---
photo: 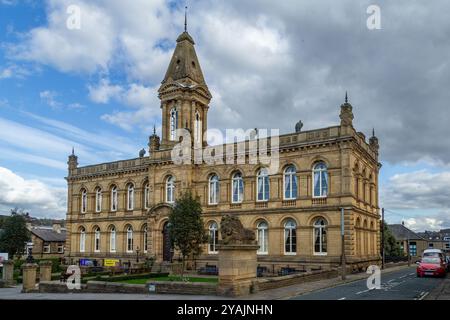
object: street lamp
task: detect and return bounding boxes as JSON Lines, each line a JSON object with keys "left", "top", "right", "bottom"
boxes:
{"left": 26, "top": 242, "right": 34, "bottom": 263}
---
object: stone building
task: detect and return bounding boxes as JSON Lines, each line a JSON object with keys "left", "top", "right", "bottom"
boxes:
{"left": 65, "top": 29, "right": 381, "bottom": 272}
{"left": 29, "top": 223, "right": 66, "bottom": 259}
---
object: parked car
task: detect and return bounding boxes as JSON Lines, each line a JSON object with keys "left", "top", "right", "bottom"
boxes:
{"left": 416, "top": 256, "right": 447, "bottom": 278}
{"left": 422, "top": 248, "right": 446, "bottom": 261}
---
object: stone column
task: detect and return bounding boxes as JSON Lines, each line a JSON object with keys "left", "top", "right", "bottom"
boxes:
{"left": 39, "top": 261, "right": 53, "bottom": 282}
{"left": 21, "top": 263, "right": 38, "bottom": 293}
{"left": 2, "top": 260, "right": 15, "bottom": 286}
{"left": 217, "top": 243, "right": 259, "bottom": 297}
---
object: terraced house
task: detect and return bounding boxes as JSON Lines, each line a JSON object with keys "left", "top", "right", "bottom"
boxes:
{"left": 65, "top": 28, "right": 381, "bottom": 272}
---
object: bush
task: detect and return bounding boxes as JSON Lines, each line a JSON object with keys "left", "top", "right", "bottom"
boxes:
{"left": 99, "top": 272, "right": 170, "bottom": 283}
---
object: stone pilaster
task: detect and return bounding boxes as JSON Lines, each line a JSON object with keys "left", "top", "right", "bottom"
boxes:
{"left": 2, "top": 260, "right": 15, "bottom": 286}
{"left": 21, "top": 263, "right": 38, "bottom": 293}
{"left": 39, "top": 261, "right": 53, "bottom": 282}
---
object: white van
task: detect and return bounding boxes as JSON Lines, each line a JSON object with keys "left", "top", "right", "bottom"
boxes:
{"left": 422, "top": 249, "right": 448, "bottom": 271}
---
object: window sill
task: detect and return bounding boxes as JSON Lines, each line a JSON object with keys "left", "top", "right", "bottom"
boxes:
{"left": 284, "top": 252, "right": 297, "bottom": 256}
{"left": 257, "top": 252, "right": 268, "bottom": 255}
{"left": 313, "top": 252, "right": 328, "bottom": 256}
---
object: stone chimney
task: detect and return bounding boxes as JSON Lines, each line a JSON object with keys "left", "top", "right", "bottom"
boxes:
{"left": 52, "top": 223, "right": 61, "bottom": 234}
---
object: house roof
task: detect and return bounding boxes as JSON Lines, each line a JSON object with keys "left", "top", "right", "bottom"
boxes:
{"left": 388, "top": 224, "right": 425, "bottom": 241}
{"left": 31, "top": 228, "right": 66, "bottom": 242}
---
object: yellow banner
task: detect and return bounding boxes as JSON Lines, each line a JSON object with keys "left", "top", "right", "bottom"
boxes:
{"left": 104, "top": 259, "right": 120, "bottom": 267}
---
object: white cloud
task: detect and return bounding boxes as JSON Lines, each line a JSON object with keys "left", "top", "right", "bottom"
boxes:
{"left": 381, "top": 170, "right": 450, "bottom": 210}
{"left": 40, "top": 90, "right": 60, "bottom": 109}
{"left": 404, "top": 216, "right": 446, "bottom": 232}
{"left": 88, "top": 79, "right": 124, "bottom": 104}
{"left": 0, "top": 167, "right": 66, "bottom": 218}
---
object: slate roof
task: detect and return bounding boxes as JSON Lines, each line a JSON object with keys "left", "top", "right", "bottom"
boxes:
{"left": 388, "top": 224, "right": 425, "bottom": 241}
{"left": 31, "top": 228, "right": 66, "bottom": 242}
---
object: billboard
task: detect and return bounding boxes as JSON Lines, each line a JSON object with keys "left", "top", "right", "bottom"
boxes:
{"left": 104, "top": 259, "right": 120, "bottom": 267}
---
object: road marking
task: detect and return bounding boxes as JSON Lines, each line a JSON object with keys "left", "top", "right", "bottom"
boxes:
{"left": 418, "top": 291, "right": 429, "bottom": 300}
{"left": 338, "top": 297, "right": 346, "bottom": 300}
{"left": 356, "top": 289, "right": 370, "bottom": 295}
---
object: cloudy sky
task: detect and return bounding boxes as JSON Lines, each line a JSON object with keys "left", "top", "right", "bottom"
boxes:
{"left": 0, "top": 0, "right": 449, "bottom": 231}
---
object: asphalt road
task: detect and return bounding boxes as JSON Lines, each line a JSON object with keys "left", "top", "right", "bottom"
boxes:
{"left": 291, "top": 266, "right": 446, "bottom": 300}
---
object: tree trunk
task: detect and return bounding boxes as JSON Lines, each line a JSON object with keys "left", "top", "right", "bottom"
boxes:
{"left": 181, "top": 255, "right": 186, "bottom": 280}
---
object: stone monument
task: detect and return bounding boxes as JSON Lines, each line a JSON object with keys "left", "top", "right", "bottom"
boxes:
{"left": 217, "top": 214, "right": 259, "bottom": 297}
{"left": 2, "top": 260, "right": 15, "bottom": 286}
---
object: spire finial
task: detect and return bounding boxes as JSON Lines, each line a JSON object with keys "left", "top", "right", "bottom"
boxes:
{"left": 153, "top": 125, "right": 156, "bottom": 135}
{"left": 184, "top": 6, "right": 188, "bottom": 32}
{"left": 372, "top": 128, "right": 375, "bottom": 137}
{"left": 71, "top": 147, "right": 74, "bottom": 155}
{"left": 345, "top": 91, "right": 348, "bottom": 103}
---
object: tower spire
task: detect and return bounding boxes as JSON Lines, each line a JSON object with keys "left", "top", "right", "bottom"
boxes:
{"left": 184, "top": 6, "right": 187, "bottom": 32}
{"left": 345, "top": 91, "right": 348, "bottom": 103}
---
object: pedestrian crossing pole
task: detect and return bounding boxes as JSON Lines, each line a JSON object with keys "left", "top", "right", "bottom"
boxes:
{"left": 341, "top": 207, "right": 346, "bottom": 280}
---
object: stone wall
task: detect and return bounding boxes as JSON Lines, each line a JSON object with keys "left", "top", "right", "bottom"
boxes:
{"left": 147, "top": 281, "right": 217, "bottom": 295}
{"left": 256, "top": 269, "right": 339, "bottom": 292}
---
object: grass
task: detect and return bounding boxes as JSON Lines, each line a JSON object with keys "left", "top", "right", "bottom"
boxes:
{"left": 119, "top": 275, "right": 218, "bottom": 285}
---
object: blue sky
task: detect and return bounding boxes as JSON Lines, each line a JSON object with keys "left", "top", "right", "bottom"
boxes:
{"left": 0, "top": 0, "right": 449, "bottom": 231}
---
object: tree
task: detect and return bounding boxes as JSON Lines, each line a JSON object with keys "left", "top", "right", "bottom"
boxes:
{"left": 0, "top": 213, "right": 31, "bottom": 259}
{"left": 168, "top": 191, "right": 208, "bottom": 279}
{"left": 381, "top": 221, "right": 404, "bottom": 257}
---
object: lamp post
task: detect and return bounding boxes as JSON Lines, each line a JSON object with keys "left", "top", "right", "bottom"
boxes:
{"left": 26, "top": 242, "right": 34, "bottom": 264}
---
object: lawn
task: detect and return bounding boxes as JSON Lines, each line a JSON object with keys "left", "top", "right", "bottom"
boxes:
{"left": 119, "top": 275, "right": 218, "bottom": 285}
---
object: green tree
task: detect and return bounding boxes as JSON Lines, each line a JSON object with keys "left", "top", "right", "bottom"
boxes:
{"left": 0, "top": 213, "right": 31, "bottom": 259}
{"left": 381, "top": 221, "right": 404, "bottom": 257}
{"left": 168, "top": 191, "right": 208, "bottom": 279}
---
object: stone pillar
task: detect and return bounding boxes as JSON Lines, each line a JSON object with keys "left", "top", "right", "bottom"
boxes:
{"left": 21, "top": 263, "right": 38, "bottom": 293}
{"left": 217, "top": 243, "right": 259, "bottom": 297}
{"left": 2, "top": 260, "right": 15, "bottom": 286}
{"left": 39, "top": 261, "right": 53, "bottom": 282}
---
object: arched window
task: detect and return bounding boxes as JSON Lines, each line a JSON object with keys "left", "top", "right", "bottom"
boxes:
{"left": 208, "top": 222, "right": 218, "bottom": 254}
{"left": 313, "top": 162, "right": 328, "bottom": 198}
{"left": 208, "top": 175, "right": 219, "bottom": 205}
{"left": 169, "top": 108, "right": 178, "bottom": 141}
{"left": 79, "top": 227, "right": 86, "bottom": 253}
{"left": 94, "top": 227, "right": 100, "bottom": 252}
{"left": 194, "top": 111, "right": 201, "bottom": 144}
{"left": 257, "top": 221, "right": 268, "bottom": 254}
{"left": 126, "top": 226, "right": 133, "bottom": 253}
{"left": 166, "top": 176, "right": 175, "bottom": 203}
{"left": 95, "top": 187, "right": 102, "bottom": 213}
{"left": 144, "top": 183, "right": 150, "bottom": 209}
{"left": 257, "top": 168, "right": 270, "bottom": 201}
{"left": 81, "top": 189, "right": 87, "bottom": 213}
{"left": 111, "top": 185, "right": 118, "bottom": 212}
{"left": 313, "top": 218, "right": 327, "bottom": 255}
{"left": 127, "top": 183, "right": 134, "bottom": 211}
{"left": 143, "top": 226, "right": 148, "bottom": 253}
{"left": 284, "top": 219, "right": 297, "bottom": 254}
{"left": 110, "top": 227, "right": 116, "bottom": 252}
{"left": 232, "top": 172, "right": 244, "bottom": 203}
{"left": 284, "top": 165, "right": 297, "bottom": 200}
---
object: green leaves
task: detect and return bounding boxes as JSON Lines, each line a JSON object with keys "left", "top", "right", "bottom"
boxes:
{"left": 0, "top": 214, "right": 31, "bottom": 259}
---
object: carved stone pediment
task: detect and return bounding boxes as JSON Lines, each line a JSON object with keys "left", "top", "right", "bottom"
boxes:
{"left": 147, "top": 203, "right": 173, "bottom": 220}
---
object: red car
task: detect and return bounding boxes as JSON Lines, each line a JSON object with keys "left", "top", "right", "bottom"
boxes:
{"left": 416, "top": 257, "right": 447, "bottom": 277}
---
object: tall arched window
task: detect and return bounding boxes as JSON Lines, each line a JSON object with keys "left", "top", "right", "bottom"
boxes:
{"left": 194, "top": 111, "right": 201, "bottom": 144}
{"left": 110, "top": 227, "right": 116, "bottom": 253}
{"left": 208, "top": 175, "right": 219, "bottom": 205}
{"left": 232, "top": 172, "right": 244, "bottom": 203}
{"left": 284, "top": 219, "right": 297, "bottom": 254}
{"left": 257, "top": 168, "right": 270, "bottom": 201}
{"left": 208, "top": 222, "right": 218, "bottom": 254}
{"left": 94, "top": 227, "right": 100, "bottom": 252}
{"left": 126, "top": 226, "right": 133, "bottom": 253}
{"left": 144, "top": 183, "right": 150, "bottom": 209}
{"left": 95, "top": 187, "right": 102, "bottom": 213}
{"left": 81, "top": 189, "right": 87, "bottom": 213}
{"left": 313, "top": 218, "right": 327, "bottom": 255}
{"left": 79, "top": 227, "right": 86, "bottom": 253}
{"left": 166, "top": 176, "right": 175, "bottom": 203}
{"left": 169, "top": 108, "right": 178, "bottom": 141}
{"left": 127, "top": 183, "right": 134, "bottom": 211}
{"left": 143, "top": 226, "right": 148, "bottom": 253}
{"left": 257, "top": 221, "right": 268, "bottom": 254}
{"left": 111, "top": 185, "right": 118, "bottom": 212}
{"left": 313, "top": 162, "right": 328, "bottom": 198}
{"left": 284, "top": 165, "right": 297, "bottom": 200}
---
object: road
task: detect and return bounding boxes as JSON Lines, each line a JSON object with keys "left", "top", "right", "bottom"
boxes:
{"left": 291, "top": 266, "right": 446, "bottom": 300}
